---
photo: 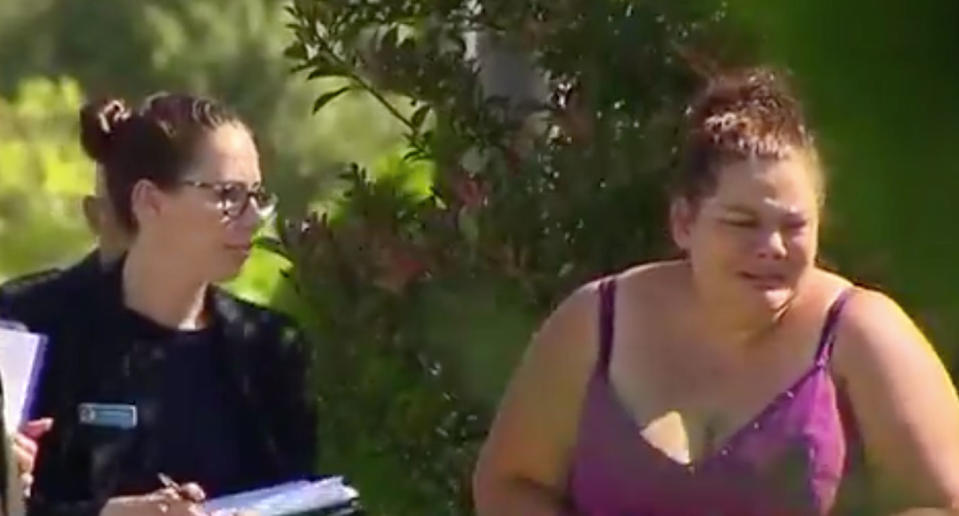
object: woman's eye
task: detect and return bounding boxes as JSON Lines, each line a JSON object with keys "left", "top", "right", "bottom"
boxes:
{"left": 723, "top": 219, "right": 757, "bottom": 228}
{"left": 219, "top": 185, "right": 247, "bottom": 206}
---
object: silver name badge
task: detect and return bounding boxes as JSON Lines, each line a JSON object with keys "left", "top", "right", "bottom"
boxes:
{"left": 77, "top": 403, "right": 138, "bottom": 429}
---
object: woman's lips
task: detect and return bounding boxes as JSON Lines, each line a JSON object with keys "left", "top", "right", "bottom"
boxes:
{"left": 738, "top": 271, "right": 787, "bottom": 289}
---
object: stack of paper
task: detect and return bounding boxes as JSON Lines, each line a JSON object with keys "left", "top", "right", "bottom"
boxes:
{"left": 203, "top": 476, "right": 360, "bottom": 516}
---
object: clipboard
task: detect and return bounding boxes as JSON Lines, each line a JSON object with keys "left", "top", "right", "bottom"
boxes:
{"left": 202, "top": 476, "right": 361, "bottom": 516}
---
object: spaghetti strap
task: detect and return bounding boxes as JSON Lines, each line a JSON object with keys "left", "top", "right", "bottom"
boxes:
{"left": 597, "top": 277, "right": 617, "bottom": 375}
{"left": 814, "top": 287, "right": 856, "bottom": 366}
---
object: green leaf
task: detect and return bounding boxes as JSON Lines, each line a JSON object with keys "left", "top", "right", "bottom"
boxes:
{"left": 403, "top": 148, "right": 425, "bottom": 161}
{"left": 380, "top": 26, "right": 399, "bottom": 52}
{"left": 312, "top": 86, "right": 353, "bottom": 113}
{"left": 283, "top": 43, "right": 306, "bottom": 61}
{"left": 410, "top": 105, "right": 431, "bottom": 132}
{"left": 306, "top": 61, "right": 347, "bottom": 80}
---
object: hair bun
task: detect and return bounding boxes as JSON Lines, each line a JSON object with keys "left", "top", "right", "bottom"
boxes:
{"left": 684, "top": 67, "right": 809, "bottom": 158}
{"left": 79, "top": 98, "right": 132, "bottom": 163}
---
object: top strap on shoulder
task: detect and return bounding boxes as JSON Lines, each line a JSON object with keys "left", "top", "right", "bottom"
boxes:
{"left": 597, "top": 277, "right": 618, "bottom": 373}
{"left": 815, "top": 287, "right": 857, "bottom": 366}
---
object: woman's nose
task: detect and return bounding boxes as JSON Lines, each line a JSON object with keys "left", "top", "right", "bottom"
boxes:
{"left": 754, "top": 229, "right": 787, "bottom": 259}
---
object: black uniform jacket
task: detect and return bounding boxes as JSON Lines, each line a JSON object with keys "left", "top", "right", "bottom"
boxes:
{"left": 0, "top": 253, "right": 318, "bottom": 516}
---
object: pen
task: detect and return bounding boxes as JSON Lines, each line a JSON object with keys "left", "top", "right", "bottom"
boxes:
{"left": 158, "top": 473, "right": 203, "bottom": 503}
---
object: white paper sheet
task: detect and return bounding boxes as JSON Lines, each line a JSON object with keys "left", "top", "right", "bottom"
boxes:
{"left": 0, "top": 327, "right": 47, "bottom": 432}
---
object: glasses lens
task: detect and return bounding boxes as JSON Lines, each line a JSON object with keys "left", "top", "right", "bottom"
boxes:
{"left": 217, "top": 184, "right": 247, "bottom": 218}
{"left": 252, "top": 189, "right": 278, "bottom": 219}
{"left": 196, "top": 181, "right": 276, "bottom": 220}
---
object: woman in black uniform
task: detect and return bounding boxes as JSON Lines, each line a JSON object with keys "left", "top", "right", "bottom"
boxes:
{"left": 1, "top": 93, "right": 317, "bottom": 516}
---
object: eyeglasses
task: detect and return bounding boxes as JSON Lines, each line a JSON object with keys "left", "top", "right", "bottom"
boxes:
{"left": 179, "top": 180, "right": 278, "bottom": 220}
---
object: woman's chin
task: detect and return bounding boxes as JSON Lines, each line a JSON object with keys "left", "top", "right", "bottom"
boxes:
{"left": 749, "top": 286, "right": 795, "bottom": 314}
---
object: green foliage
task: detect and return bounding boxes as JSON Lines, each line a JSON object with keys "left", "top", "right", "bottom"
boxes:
{"left": 282, "top": 1, "right": 750, "bottom": 512}
{"left": 0, "top": 0, "right": 409, "bottom": 218}
{"left": 0, "top": 77, "right": 94, "bottom": 279}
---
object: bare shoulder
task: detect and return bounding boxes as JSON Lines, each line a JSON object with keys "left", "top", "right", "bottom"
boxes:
{"left": 616, "top": 260, "right": 691, "bottom": 304}
{"left": 831, "top": 284, "right": 935, "bottom": 376}
{"left": 476, "top": 264, "right": 690, "bottom": 497}
{"left": 529, "top": 278, "right": 604, "bottom": 369}
{"left": 538, "top": 261, "right": 687, "bottom": 371}
{"left": 840, "top": 286, "right": 912, "bottom": 330}
{"left": 617, "top": 259, "right": 689, "bottom": 285}
{"left": 473, "top": 277, "right": 603, "bottom": 496}
{"left": 826, "top": 281, "right": 959, "bottom": 506}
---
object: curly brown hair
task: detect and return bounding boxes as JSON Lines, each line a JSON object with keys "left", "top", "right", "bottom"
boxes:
{"left": 674, "top": 68, "right": 822, "bottom": 206}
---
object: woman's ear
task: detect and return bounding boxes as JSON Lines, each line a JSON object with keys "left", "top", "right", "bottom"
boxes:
{"left": 129, "top": 179, "right": 163, "bottom": 229}
{"left": 669, "top": 197, "right": 697, "bottom": 252}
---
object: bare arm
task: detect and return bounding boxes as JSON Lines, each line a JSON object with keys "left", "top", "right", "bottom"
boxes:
{"left": 473, "top": 284, "right": 600, "bottom": 516}
{"left": 834, "top": 290, "right": 959, "bottom": 514}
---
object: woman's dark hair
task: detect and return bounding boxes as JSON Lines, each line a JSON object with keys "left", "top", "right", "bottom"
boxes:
{"left": 79, "top": 93, "right": 250, "bottom": 231}
{"left": 674, "top": 68, "right": 822, "bottom": 205}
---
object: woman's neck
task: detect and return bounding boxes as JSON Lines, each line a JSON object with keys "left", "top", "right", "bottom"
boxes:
{"left": 692, "top": 283, "right": 794, "bottom": 353}
{"left": 122, "top": 241, "right": 209, "bottom": 331}
{"left": 701, "top": 304, "right": 784, "bottom": 351}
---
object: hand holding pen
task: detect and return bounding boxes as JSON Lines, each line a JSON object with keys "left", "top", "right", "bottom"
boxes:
{"left": 157, "top": 476, "right": 260, "bottom": 516}
{"left": 157, "top": 473, "right": 207, "bottom": 504}
{"left": 99, "top": 475, "right": 208, "bottom": 516}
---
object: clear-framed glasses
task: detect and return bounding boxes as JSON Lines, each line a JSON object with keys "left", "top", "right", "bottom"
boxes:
{"left": 179, "top": 180, "right": 278, "bottom": 220}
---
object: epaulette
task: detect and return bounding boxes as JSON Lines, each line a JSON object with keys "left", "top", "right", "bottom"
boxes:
{"left": 0, "top": 267, "right": 65, "bottom": 299}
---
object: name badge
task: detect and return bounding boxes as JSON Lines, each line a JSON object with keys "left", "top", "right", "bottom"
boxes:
{"left": 77, "top": 403, "right": 138, "bottom": 429}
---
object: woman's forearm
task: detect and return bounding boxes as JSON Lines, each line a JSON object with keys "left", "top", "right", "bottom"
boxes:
{"left": 474, "top": 478, "right": 573, "bottom": 516}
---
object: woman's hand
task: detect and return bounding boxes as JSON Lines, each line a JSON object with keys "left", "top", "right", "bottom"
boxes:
{"left": 12, "top": 417, "right": 54, "bottom": 496}
{"left": 100, "top": 483, "right": 207, "bottom": 516}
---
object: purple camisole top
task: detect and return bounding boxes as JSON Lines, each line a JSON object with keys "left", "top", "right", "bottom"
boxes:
{"left": 567, "top": 278, "right": 858, "bottom": 515}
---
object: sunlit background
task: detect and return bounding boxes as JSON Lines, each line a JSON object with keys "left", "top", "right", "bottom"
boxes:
{"left": 1, "top": 1, "right": 957, "bottom": 513}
